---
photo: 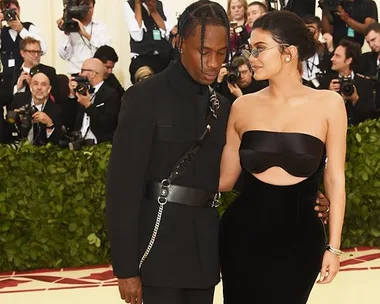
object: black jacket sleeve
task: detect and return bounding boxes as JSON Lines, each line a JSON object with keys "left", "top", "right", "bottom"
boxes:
{"left": 106, "top": 85, "right": 156, "bottom": 279}
{"left": 352, "top": 76, "right": 375, "bottom": 124}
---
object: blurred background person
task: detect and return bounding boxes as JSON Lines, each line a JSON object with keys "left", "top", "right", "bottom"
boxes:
{"left": 124, "top": 0, "right": 174, "bottom": 84}
{"left": 246, "top": 1, "right": 267, "bottom": 30}
{"left": 227, "top": 0, "right": 250, "bottom": 53}
{"left": 94, "top": 45, "right": 125, "bottom": 100}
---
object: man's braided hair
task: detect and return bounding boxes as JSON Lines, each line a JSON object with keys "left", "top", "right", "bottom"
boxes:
{"left": 177, "top": 0, "right": 230, "bottom": 70}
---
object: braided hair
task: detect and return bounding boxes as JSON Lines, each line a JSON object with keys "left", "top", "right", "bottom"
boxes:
{"left": 177, "top": 0, "right": 230, "bottom": 70}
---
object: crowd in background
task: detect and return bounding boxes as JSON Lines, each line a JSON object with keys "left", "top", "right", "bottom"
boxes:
{"left": 0, "top": 0, "right": 379, "bottom": 148}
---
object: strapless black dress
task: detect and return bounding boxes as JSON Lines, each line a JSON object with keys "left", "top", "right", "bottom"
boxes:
{"left": 219, "top": 131, "right": 327, "bottom": 304}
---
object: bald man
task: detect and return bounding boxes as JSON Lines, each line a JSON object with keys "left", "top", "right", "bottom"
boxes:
{"left": 8, "top": 72, "right": 62, "bottom": 145}
{"left": 64, "top": 58, "right": 121, "bottom": 144}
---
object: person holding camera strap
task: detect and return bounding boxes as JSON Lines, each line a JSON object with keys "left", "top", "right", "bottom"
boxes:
{"left": 322, "top": 39, "right": 374, "bottom": 125}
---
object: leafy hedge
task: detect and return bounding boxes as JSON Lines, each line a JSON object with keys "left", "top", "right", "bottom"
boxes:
{"left": 0, "top": 120, "right": 379, "bottom": 272}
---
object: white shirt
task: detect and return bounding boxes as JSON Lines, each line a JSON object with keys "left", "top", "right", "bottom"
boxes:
{"left": 302, "top": 53, "right": 321, "bottom": 81}
{"left": 27, "top": 98, "right": 53, "bottom": 143}
{"left": 0, "top": 24, "right": 47, "bottom": 55}
{"left": 13, "top": 64, "right": 30, "bottom": 94}
{"left": 58, "top": 21, "right": 111, "bottom": 74}
{"left": 80, "top": 81, "right": 104, "bottom": 144}
{"left": 124, "top": 1, "right": 175, "bottom": 58}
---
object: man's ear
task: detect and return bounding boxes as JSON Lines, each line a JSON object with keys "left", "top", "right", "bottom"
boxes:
{"left": 345, "top": 57, "right": 353, "bottom": 67}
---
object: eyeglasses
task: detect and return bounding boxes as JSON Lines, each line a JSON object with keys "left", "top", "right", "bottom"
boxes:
{"left": 249, "top": 44, "right": 290, "bottom": 58}
{"left": 81, "top": 68, "right": 98, "bottom": 74}
{"left": 24, "top": 50, "right": 43, "bottom": 56}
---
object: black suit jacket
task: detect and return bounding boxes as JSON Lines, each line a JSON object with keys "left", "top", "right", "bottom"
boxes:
{"left": 64, "top": 83, "right": 120, "bottom": 143}
{"left": 11, "top": 64, "right": 62, "bottom": 104}
{"left": 282, "top": 0, "right": 316, "bottom": 17}
{"left": 9, "top": 92, "right": 62, "bottom": 145}
{"left": 321, "top": 71, "right": 375, "bottom": 125}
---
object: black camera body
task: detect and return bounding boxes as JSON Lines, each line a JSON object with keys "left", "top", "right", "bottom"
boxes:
{"left": 225, "top": 48, "right": 252, "bottom": 85}
{"left": 61, "top": 0, "right": 89, "bottom": 33}
{"left": 73, "top": 75, "right": 91, "bottom": 95}
{"left": 225, "top": 64, "right": 240, "bottom": 85}
{"left": 58, "top": 130, "right": 95, "bottom": 150}
{"left": 6, "top": 104, "right": 39, "bottom": 138}
{"left": 0, "top": 0, "right": 17, "bottom": 22}
{"left": 340, "top": 76, "right": 355, "bottom": 96}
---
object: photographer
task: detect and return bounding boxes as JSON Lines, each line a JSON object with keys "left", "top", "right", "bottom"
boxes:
{"left": 320, "top": 0, "right": 378, "bottom": 47}
{"left": 7, "top": 72, "right": 62, "bottom": 145}
{"left": 214, "top": 55, "right": 268, "bottom": 103}
{"left": 302, "top": 15, "right": 334, "bottom": 88}
{"left": 358, "top": 23, "right": 380, "bottom": 110}
{"left": 57, "top": 0, "right": 111, "bottom": 75}
{"left": 11, "top": 37, "right": 61, "bottom": 103}
{"left": 64, "top": 58, "right": 120, "bottom": 145}
{"left": 0, "top": 0, "right": 46, "bottom": 83}
{"left": 94, "top": 45, "right": 125, "bottom": 100}
{"left": 124, "top": 0, "right": 175, "bottom": 84}
{"left": 322, "top": 39, "right": 374, "bottom": 125}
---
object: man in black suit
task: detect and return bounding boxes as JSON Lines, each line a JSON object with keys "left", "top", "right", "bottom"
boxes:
{"left": 11, "top": 37, "right": 61, "bottom": 104}
{"left": 93, "top": 45, "right": 125, "bottom": 100}
{"left": 322, "top": 39, "right": 375, "bottom": 125}
{"left": 281, "top": 0, "right": 316, "bottom": 18}
{"left": 65, "top": 58, "right": 120, "bottom": 144}
{"left": 359, "top": 23, "right": 380, "bottom": 110}
{"left": 8, "top": 72, "right": 62, "bottom": 145}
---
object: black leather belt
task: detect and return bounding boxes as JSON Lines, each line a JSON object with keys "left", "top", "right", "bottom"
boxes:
{"left": 146, "top": 181, "right": 218, "bottom": 208}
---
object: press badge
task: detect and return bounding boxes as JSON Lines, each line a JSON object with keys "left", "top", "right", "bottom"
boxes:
{"left": 8, "top": 59, "right": 15, "bottom": 67}
{"left": 153, "top": 29, "right": 161, "bottom": 41}
{"left": 347, "top": 27, "right": 355, "bottom": 38}
{"left": 311, "top": 78, "right": 320, "bottom": 88}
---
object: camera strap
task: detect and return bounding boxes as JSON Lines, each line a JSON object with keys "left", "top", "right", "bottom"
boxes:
{"left": 138, "top": 86, "right": 221, "bottom": 270}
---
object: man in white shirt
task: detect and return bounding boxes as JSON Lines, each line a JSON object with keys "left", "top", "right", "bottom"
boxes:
{"left": 0, "top": 0, "right": 46, "bottom": 80}
{"left": 124, "top": 0, "right": 175, "bottom": 83}
{"left": 57, "top": 0, "right": 111, "bottom": 75}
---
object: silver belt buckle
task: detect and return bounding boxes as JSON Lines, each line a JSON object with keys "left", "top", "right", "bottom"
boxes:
{"left": 211, "top": 192, "right": 221, "bottom": 208}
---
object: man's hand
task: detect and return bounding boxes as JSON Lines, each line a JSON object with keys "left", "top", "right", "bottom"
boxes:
{"left": 314, "top": 191, "right": 330, "bottom": 224}
{"left": 329, "top": 79, "right": 340, "bottom": 92}
{"left": 16, "top": 72, "right": 31, "bottom": 91}
{"left": 76, "top": 90, "right": 92, "bottom": 108}
{"left": 118, "top": 277, "right": 143, "bottom": 304}
{"left": 72, "top": 18, "right": 91, "bottom": 40}
{"left": 145, "top": 0, "right": 157, "bottom": 14}
{"left": 8, "top": 15, "right": 24, "bottom": 32}
{"left": 336, "top": 5, "right": 350, "bottom": 23}
{"left": 227, "top": 82, "right": 243, "bottom": 98}
{"left": 342, "top": 85, "right": 359, "bottom": 105}
{"left": 217, "top": 66, "right": 228, "bottom": 83}
{"left": 322, "top": 33, "right": 334, "bottom": 52}
{"left": 32, "top": 111, "right": 53, "bottom": 127}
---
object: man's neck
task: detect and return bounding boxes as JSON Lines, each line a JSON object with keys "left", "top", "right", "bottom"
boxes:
{"left": 33, "top": 97, "right": 48, "bottom": 106}
{"left": 83, "top": 18, "right": 92, "bottom": 26}
{"left": 23, "top": 62, "right": 35, "bottom": 69}
{"left": 338, "top": 68, "right": 353, "bottom": 77}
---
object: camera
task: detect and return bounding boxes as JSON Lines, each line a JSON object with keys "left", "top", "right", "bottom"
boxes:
{"left": 340, "top": 76, "right": 355, "bottom": 96}
{"left": 0, "top": 0, "right": 17, "bottom": 22}
{"left": 58, "top": 130, "right": 95, "bottom": 150}
{"left": 6, "top": 104, "right": 39, "bottom": 138}
{"left": 225, "top": 48, "right": 251, "bottom": 85}
{"left": 73, "top": 75, "right": 91, "bottom": 95}
{"left": 61, "top": 0, "right": 89, "bottom": 33}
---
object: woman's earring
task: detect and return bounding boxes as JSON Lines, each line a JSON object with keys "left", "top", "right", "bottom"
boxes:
{"left": 286, "top": 57, "right": 291, "bottom": 62}
{"left": 180, "top": 49, "right": 183, "bottom": 54}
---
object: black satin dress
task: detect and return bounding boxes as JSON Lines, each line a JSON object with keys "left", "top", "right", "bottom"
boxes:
{"left": 219, "top": 131, "right": 327, "bottom": 304}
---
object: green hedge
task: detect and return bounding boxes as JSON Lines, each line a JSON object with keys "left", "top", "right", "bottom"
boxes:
{"left": 0, "top": 120, "right": 379, "bottom": 272}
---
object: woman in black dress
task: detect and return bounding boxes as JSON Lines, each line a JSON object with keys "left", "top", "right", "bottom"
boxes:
{"left": 219, "top": 11, "right": 347, "bottom": 303}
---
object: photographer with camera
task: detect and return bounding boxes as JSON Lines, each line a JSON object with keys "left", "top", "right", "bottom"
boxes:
{"left": 358, "top": 23, "right": 380, "bottom": 110}
{"left": 10, "top": 37, "right": 61, "bottom": 103}
{"left": 319, "top": 0, "right": 378, "bottom": 47}
{"left": 57, "top": 0, "right": 110, "bottom": 76}
{"left": 228, "top": 0, "right": 251, "bottom": 54}
{"left": 124, "top": 0, "right": 175, "bottom": 84}
{"left": 214, "top": 54, "right": 268, "bottom": 103}
{"left": 64, "top": 58, "right": 120, "bottom": 146}
{"left": 7, "top": 72, "right": 62, "bottom": 145}
{"left": 322, "top": 39, "right": 374, "bottom": 125}
{"left": 0, "top": 0, "right": 46, "bottom": 94}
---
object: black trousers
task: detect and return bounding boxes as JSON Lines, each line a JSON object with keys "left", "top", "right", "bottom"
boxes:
{"left": 129, "top": 54, "right": 171, "bottom": 84}
{"left": 142, "top": 286, "right": 215, "bottom": 304}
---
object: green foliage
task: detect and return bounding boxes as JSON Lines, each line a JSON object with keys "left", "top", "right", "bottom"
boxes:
{"left": 0, "top": 142, "right": 111, "bottom": 272}
{"left": 0, "top": 120, "right": 379, "bottom": 271}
